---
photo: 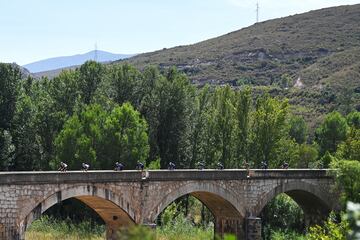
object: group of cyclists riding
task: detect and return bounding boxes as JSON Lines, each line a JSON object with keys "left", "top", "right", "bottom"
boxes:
{"left": 58, "top": 160, "right": 289, "bottom": 172}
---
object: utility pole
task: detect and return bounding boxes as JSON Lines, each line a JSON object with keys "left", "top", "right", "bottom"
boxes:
{"left": 256, "top": 2, "right": 259, "bottom": 23}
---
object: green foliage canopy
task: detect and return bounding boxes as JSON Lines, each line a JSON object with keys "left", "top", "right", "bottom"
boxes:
{"left": 251, "top": 94, "right": 289, "bottom": 167}
{"left": 332, "top": 160, "right": 360, "bottom": 205}
{"left": 0, "top": 63, "right": 21, "bottom": 129}
{"left": 316, "top": 111, "right": 348, "bottom": 154}
{"left": 54, "top": 103, "right": 149, "bottom": 170}
{"left": 307, "top": 213, "right": 349, "bottom": 240}
{"left": 289, "top": 115, "right": 308, "bottom": 144}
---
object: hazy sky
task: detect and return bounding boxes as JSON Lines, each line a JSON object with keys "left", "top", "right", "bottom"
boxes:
{"left": 1, "top": 0, "right": 360, "bottom": 65}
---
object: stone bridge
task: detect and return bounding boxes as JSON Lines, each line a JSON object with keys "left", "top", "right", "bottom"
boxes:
{"left": 0, "top": 169, "right": 339, "bottom": 240}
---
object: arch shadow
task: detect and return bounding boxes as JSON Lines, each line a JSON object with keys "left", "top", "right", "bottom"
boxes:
{"left": 253, "top": 181, "right": 338, "bottom": 220}
{"left": 147, "top": 182, "right": 246, "bottom": 239}
{"left": 149, "top": 182, "right": 245, "bottom": 223}
{"left": 19, "top": 185, "right": 135, "bottom": 238}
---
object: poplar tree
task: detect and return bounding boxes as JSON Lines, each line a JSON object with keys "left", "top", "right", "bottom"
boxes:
{"left": 251, "top": 94, "right": 289, "bottom": 167}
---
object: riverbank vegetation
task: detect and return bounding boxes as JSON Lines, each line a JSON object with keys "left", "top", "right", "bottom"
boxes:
{"left": 25, "top": 216, "right": 105, "bottom": 240}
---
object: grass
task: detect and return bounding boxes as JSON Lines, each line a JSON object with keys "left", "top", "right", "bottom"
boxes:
{"left": 26, "top": 216, "right": 308, "bottom": 240}
{"left": 270, "top": 230, "right": 306, "bottom": 240}
{"left": 26, "top": 215, "right": 213, "bottom": 240}
{"left": 26, "top": 232, "right": 103, "bottom": 240}
{"left": 157, "top": 214, "right": 213, "bottom": 240}
{"left": 25, "top": 216, "right": 105, "bottom": 240}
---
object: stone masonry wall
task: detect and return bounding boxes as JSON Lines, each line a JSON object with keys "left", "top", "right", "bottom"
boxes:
{"left": 0, "top": 170, "right": 338, "bottom": 240}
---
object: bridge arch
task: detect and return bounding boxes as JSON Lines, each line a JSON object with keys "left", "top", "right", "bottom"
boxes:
{"left": 149, "top": 182, "right": 245, "bottom": 222}
{"left": 147, "top": 181, "right": 246, "bottom": 239}
{"left": 253, "top": 180, "right": 337, "bottom": 225}
{"left": 19, "top": 184, "right": 135, "bottom": 239}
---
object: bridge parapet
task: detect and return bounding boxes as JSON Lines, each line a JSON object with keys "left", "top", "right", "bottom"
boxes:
{"left": 0, "top": 169, "right": 335, "bottom": 184}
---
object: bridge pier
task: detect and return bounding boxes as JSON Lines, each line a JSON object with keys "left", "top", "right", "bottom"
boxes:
{"left": 106, "top": 225, "right": 119, "bottom": 240}
{"left": 214, "top": 217, "right": 262, "bottom": 240}
{"left": 214, "top": 217, "right": 245, "bottom": 239}
{"left": 0, "top": 225, "right": 21, "bottom": 240}
{"left": 245, "top": 217, "right": 262, "bottom": 240}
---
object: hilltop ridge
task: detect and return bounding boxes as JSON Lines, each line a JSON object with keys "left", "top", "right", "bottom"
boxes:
{"left": 120, "top": 4, "right": 360, "bottom": 91}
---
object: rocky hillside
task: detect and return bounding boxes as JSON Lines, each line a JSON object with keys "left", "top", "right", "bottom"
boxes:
{"left": 119, "top": 4, "right": 360, "bottom": 91}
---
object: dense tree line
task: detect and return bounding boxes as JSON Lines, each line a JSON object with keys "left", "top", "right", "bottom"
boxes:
{"left": 0, "top": 61, "right": 359, "bottom": 171}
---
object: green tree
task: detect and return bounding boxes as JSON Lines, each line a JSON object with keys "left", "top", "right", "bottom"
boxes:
{"left": 50, "top": 70, "right": 79, "bottom": 116}
{"left": 105, "top": 64, "right": 142, "bottom": 107}
{"left": 54, "top": 115, "right": 88, "bottom": 169}
{"left": 0, "top": 63, "right": 22, "bottom": 129}
{"left": 54, "top": 103, "right": 149, "bottom": 169}
{"left": 11, "top": 93, "right": 41, "bottom": 170}
{"left": 189, "top": 85, "right": 212, "bottom": 168}
{"left": 316, "top": 112, "right": 348, "bottom": 155}
{"left": 335, "top": 112, "right": 360, "bottom": 161}
{"left": 273, "top": 138, "right": 300, "bottom": 168}
{"left": 211, "top": 86, "right": 236, "bottom": 167}
{"left": 346, "top": 111, "right": 360, "bottom": 129}
{"left": 234, "top": 86, "right": 252, "bottom": 166}
{"left": 101, "top": 102, "right": 149, "bottom": 169}
{"left": 0, "top": 129, "right": 15, "bottom": 170}
{"left": 307, "top": 213, "right": 349, "bottom": 240}
{"left": 137, "top": 66, "right": 163, "bottom": 162}
{"left": 289, "top": 115, "right": 308, "bottom": 144}
{"left": 202, "top": 104, "right": 219, "bottom": 168}
{"left": 0, "top": 63, "right": 20, "bottom": 169}
{"left": 156, "top": 67, "right": 194, "bottom": 168}
{"left": 298, "top": 144, "right": 319, "bottom": 168}
{"left": 25, "top": 71, "right": 81, "bottom": 169}
{"left": 25, "top": 77, "right": 68, "bottom": 170}
{"left": 250, "top": 94, "right": 289, "bottom": 167}
{"left": 336, "top": 129, "right": 360, "bottom": 161}
{"left": 198, "top": 86, "right": 237, "bottom": 168}
{"left": 320, "top": 151, "right": 336, "bottom": 168}
{"left": 331, "top": 160, "right": 360, "bottom": 205}
{"left": 78, "top": 61, "right": 105, "bottom": 104}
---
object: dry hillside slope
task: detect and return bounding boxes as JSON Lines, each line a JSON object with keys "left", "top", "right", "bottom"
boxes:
{"left": 120, "top": 4, "right": 360, "bottom": 90}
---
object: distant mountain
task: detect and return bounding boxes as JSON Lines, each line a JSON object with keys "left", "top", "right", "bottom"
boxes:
{"left": 23, "top": 50, "right": 135, "bottom": 73}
